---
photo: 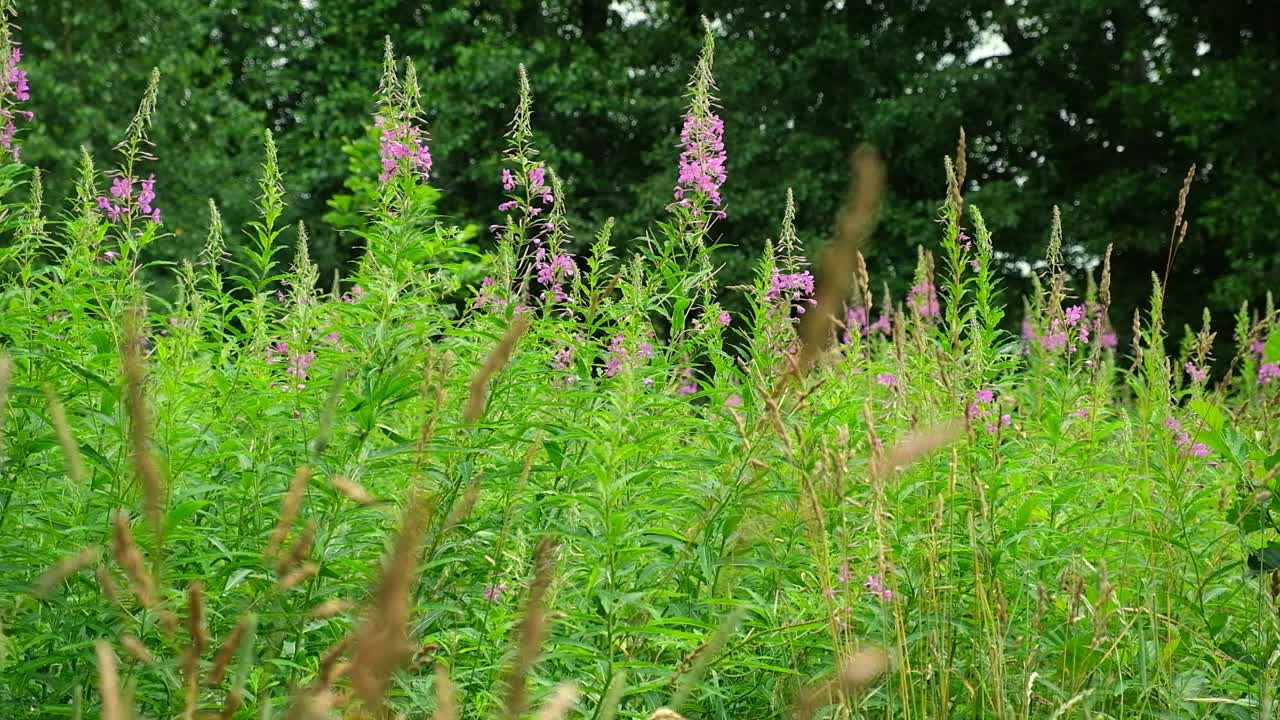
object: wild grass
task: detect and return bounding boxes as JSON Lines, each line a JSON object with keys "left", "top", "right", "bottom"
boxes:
{"left": 0, "top": 9, "right": 1278, "bottom": 720}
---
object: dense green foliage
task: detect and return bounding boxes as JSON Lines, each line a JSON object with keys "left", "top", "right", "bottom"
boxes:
{"left": 3, "top": 8, "right": 1280, "bottom": 720}
{"left": 16, "top": 1, "right": 1280, "bottom": 355}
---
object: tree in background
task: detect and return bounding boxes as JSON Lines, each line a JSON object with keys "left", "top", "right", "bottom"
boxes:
{"left": 17, "top": 0, "right": 1280, "bottom": 358}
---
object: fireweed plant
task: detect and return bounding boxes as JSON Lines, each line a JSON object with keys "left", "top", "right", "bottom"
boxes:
{"left": 1, "top": 10, "right": 1279, "bottom": 720}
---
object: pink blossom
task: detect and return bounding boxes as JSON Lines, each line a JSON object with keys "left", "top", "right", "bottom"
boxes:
{"left": 1259, "top": 362, "right": 1280, "bottom": 385}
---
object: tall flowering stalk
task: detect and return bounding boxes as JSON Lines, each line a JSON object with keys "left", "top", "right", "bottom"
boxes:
{"left": 374, "top": 39, "right": 433, "bottom": 191}
{"left": 482, "top": 65, "right": 568, "bottom": 313}
{"left": 907, "top": 248, "right": 940, "bottom": 321}
{"left": 766, "top": 190, "right": 815, "bottom": 315}
{"left": 92, "top": 69, "right": 164, "bottom": 272}
{"left": 0, "top": 2, "right": 31, "bottom": 162}
{"left": 670, "top": 20, "right": 726, "bottom": 226}
{"left": 96, "top": 70, "right": 163, "bottom": 226}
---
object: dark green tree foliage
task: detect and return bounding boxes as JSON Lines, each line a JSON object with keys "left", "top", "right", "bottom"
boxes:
{"left": 17, "top": 0, "right": 1280, "bottom": 349}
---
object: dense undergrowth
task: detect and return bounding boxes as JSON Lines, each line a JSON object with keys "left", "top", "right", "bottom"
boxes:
{"left": 1, "top": 8, "right": 1279, "bottom": 720}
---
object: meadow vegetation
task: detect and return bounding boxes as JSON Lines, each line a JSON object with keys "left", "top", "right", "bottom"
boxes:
{"left": 1, "top": 10, "right": 1279, "bottom": 720}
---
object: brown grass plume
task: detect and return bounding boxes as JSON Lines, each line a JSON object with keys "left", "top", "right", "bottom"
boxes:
{"left": 350, "top": 490, "right": 433, "bottom": 712}
{"left": 465, "top": 314, "right": 531, "bottom": 423}
{"left": 798, "top": 147, "right": 885, "bottom": 371}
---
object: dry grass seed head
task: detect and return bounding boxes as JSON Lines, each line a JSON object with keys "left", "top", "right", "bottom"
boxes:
{"left": 217, "top": 689, "right": 243, "bottom": 720}
{"left": 207, "top": 618, "right": 250, "bottom": 687}
{"left": 535, "top": 683, "right": 579, "bottom": 720}
{"left": 33, "top": 545, "right": 101, "bottom": 598}
{"left": 499, "top": 537, "right": 558, "bottom": 720}
{"left": 278, "top": 562, "right": 320, "bottom": 591}
{"left": 872, "top": 419, "right": 965, "bottom": 482}
{"left": 121, "top": 635, "right": 156, "bottom": 665}
{"left": 187, "top": 582, "right": 209, "bottom": 651}
{"left": 793, "top": 647, "right": 889, "bottom": 719}
{"left": 331, "top": 474, "right": 380, "bottom": 505}
{"left": 465, "top": 314, "right": 532, "bottom": 423}
{"left": 668, "top": 606, "right": 748, "bottom": 711}
{"left": 442, "top": 477, "right": 482, "bottom": 533}
{"left": 432, "top": 664, "right": 459, "bottom": 720}
{"left": 311, "top": 598, "right": 355, "bottom": 619}
{"left": 315, "top": 635, "right": 354, "bottom": 690}
{"left": 350, "top": 490, "right": 433, "bottom": 711}
{"left": 44, "top": 386, "right": 87, "bottom": 484}
{"left": 111, "top": 510, "right": 158, "bottom": 608}
{"left": 96, "top": 563, "right": 121, "bottom": 605}
{"left": 798, "top": 147, "right": 885, "bottom": 371}
{"left": 286, "top": 690, "right": 336, "bottom": 720}
{"left": 277, "top": 520, "right": 317, "bottom": 577}
{"left": 122, "top": 305, "right": 166, "bottom": 540}
{"left": 266, "top": 465, "right": 313, "bottom": 559}
{"left": 96, "top": 640, "right": 127, "bottom": 720}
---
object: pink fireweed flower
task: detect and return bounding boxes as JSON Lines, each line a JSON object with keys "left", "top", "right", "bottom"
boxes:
{"left": 483, "top": 583, "right": 508, "bottom": 602}
{"left": 724, "top": 394, "right": 743, "bottom": 408}
{"left": 551, "top": 346, "right": 574, "bottom": 371}
{"left": 1, "top": 47, "right": 32, "bottom": 159}
{"left": 1251, "top": 338, "right": 1267, "bottom": 356}
{"left": 673, "top": 111, "right": 727, "bottom": 214}
{"left": 528, "top": 163, "right": 546, "bottom": 191}
{"left": 376, "top": 113, "right": 432, "bottom": 183}
{"left": 100, "top": 251, "right": 120, "bottom": 262}
{"left": 958, "top": 230, "right": 972, "bottom": 251}
{"left": 110, "top": 177, "right": 132, "bottom": 200}
{"left": 1185, "top": 361, "right": 1207, "bottom": 384}
{"left": 501, "top": 168, "right": 515, "bottom": 191}
{"left": 1064, "top": 304, "right": 1086, "bottom": 327}
{"left": 863, "top": 575, "right": 893, "bottom": 602}
{"left": 1039, "top": 328, "right": 1069, "bottom": 352}
{"left": 1100, "top": 331, "right": 1118, "bottom": 349}
{"left": 138, "top": 175, "right": 157, "bottom": 215}
{"left": 1258, "top": 362, "right": 1280, "bottom": 385}
{"left": 340, "top": 285, "right": 368, "bottom": 303}
{"left": 604, "top": 334, "right": 628, "bottom": 377}
{"left": 876, "top": 372, "right": 898, "bottom": 388}
{"left": 266, "top": 341, "right": 289, "bottom": 364}
{"left": 845, "top": 306, "right": 890, "bottom": 341}
{"left": 967, "top": 389, "right": 1007, "bottom": 434}
{"left": 844, "top": 306, "right": 868, "bottom": 342}
{"left": 288, "top": 351, "right": 316, "bottom": 380}
{"left": 6, "top": 48, "right": 29, "bottom": 102}
{"left": 534, "top": 251, "right": 576, "bottom": 304}
{"left": 909, "top": 280, "right": 940, "bottom": 318}
{"left": 718, "top": 311, "right": 731, "bottom": 326}
{"left": 767, "top": 269, "right": 816, "bottom": 312}
{"left": 676, "top": 368, "right": 698, "bottom": 396}
{"left": 1189, "top": 442, "right": 1210, "bottom": 457}
{"left": 473, "top": 277, "right": 509, "bottom": 311}
{"left": 96, "top": 175, "right": 162, "bottom": 224}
